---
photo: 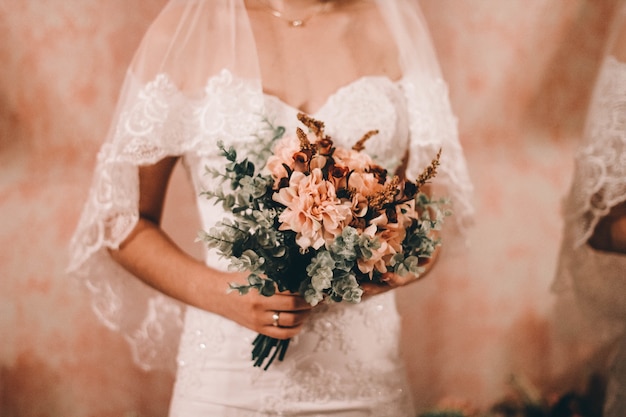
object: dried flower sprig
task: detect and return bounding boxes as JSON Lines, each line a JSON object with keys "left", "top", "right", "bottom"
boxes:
{"left": 352, "top": 129, "right": 380, "bottom": 152}
{"left": 367, "top": 175, "right": 401, "bottom": 212}
{"left": 416, "top": 148, "right": 442, "bottom": 188}
{"left": 297, "top": 112, "right": 326, "bottom": 138}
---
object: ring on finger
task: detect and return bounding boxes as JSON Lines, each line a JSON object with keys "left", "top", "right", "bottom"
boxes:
{"left": 272, "top": 311, "right": 280, "bottom": 327}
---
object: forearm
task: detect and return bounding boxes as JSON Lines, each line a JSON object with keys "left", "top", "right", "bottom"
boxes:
{"left": 109, "top": 217, "right": 236, "bottom": 313}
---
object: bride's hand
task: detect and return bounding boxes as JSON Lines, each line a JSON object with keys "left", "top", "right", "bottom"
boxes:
{"left": 213, "top": 273, "right": 314, "bottom": 340}
{"left": 360, "top": 253, "right": 439, "bottom": 297}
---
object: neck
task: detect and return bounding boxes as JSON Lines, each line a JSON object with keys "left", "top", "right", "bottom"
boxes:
{"left": 266, "top": 0, "right": 328, "bottom": 11}
{"left": 261, "top": 0, "right": 332, "bottom": 28}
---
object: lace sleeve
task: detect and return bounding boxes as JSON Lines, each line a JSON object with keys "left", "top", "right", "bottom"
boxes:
{"left": 555, "top": 55, "right": 626, "bottom": 328}
{"left": 403, "top": 76, "right": 474, "bottom": 249}
{"left": 67, "top": 64, "right": 267, "bottom": 371}
{"left": 66, "top": 73, "right": 198, "bottom": 372}
{"left": 378, "top": 0, "right": 474, "bottom": 249}
{"left": 66, "top": 0, "right": 264, "bottom": 374}
{"left": 564, "top": 57, "right": 626, "bottom": 247}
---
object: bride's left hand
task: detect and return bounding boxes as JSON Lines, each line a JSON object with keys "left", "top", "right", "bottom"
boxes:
{"left": 360, "top": 250, "right": 440, "bottom": 297}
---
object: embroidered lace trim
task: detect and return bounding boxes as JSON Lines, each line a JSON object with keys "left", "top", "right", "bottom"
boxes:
{"left": 563, "top": 56, "right": 626, "bottom": 248}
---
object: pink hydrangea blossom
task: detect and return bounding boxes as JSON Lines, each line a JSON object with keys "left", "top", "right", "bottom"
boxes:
{"left": 273, "top": 168, "right": 352, "bottom": 250}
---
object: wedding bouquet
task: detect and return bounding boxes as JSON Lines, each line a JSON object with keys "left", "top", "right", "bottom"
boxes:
{"left": 199, "top": 112, "right": 449, "bottom": 370}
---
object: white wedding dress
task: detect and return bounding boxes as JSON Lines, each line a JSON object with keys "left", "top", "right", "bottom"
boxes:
{"left": 169, "top": 73, "right": 415, "bottom": 416}
{"left": 67, "top": 1, "right": 473, "bottom": 416}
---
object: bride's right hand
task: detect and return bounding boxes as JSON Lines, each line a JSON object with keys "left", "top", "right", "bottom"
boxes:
{"left": 114, "top": 157, "right": 315, "bottom": 339}
{"left": 209, "top": 272, "right": 315, "bottom": 340}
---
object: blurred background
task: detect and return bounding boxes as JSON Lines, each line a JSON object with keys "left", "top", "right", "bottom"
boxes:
{"left": 1, "top": 0, "right": 621, "bottom": 416}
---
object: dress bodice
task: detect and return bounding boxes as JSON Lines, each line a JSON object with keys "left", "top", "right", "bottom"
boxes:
{"left": 263, "top": 75, "right": 410, "bottom": 174}
{"left": 171, "top": 75, "right": 416, "bottom": 416}
{"left": 186, "top": 74, "right": 412, "bottom": 269}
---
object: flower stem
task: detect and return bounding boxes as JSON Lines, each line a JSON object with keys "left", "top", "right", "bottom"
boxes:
{"left": 251, "top": 334, "right": 291, "bottom": 370}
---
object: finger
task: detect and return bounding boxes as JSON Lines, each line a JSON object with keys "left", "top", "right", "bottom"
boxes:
{"left": 381, "top": 272, "right": 418, "bottom": 287}
{"left": 381, "top": 273, "right": 401, "bottom": 287}
{"left": 267, "top": 310, "right": 311, "bottom": 328}
{"left": 258, "top": 311, "right": 309, "bottom": 339}
{"left": 261, "top": 325, "right": 305, "bottom": 340}
{"left": 264, "top": 293, "right": 314, "bottom": 311}
{"left": 360, "top": 282, "right": 392, "bottom": 297}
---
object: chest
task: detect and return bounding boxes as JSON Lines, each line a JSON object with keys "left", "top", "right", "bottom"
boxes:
{"left": 246, "top": 3, "right": 401, "bottom": 115}
{"left": 263, "top": 76, "right": 410, "bottom": 174}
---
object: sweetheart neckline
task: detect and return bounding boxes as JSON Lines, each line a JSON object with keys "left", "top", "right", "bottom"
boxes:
{"left": 262, "top": 75, "right": 404, "bottom": 116}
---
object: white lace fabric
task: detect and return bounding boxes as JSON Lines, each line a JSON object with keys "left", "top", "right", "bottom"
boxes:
{"left": 67, "top": 70, "right": 268, "bottom": 371}
{"left": 555, "top": 56, "right": 626, "bottom": 317}
{"left": 172, "top": 296, "right": 413, "bottom": 416}
{"left": 563, "top": 56, "right": 626, "bottom": 249}
{"left": 169, "top": 74, "right": 462, "bottom": 414}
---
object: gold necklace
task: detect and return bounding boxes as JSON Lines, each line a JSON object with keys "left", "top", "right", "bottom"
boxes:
{"left": 262, "top": 0, "right": 330, "bottom": 28}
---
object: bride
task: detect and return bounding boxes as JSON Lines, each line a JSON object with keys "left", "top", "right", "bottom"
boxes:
{"left": 68, "top": 0, "right": 473, "bottom": 415}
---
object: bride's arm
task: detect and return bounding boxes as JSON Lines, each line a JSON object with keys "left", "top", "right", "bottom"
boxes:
{"left": 108, "top": 157, "right": 313, "bottom": 338}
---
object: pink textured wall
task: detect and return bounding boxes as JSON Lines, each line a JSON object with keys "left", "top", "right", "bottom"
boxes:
{"left": 0, "top": 1, "right": 619, "bottom": 416}
{"left": 399, "top": 0, "right": 621, "bottom": 410}
{"left": 0, "top": 2, "right": 173, "bottom": 416}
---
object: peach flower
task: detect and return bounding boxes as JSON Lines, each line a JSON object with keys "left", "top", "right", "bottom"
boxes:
{"left": 357, "top": 239, "right": 390, "bottom": 276}
{"left": 356, "top": 206, "right": 414, "bottom": 276}
{"left": 265, "top": 135, "right": 300, "bottom": 182}
{"left": 347, "top": 171, "right": 382, "bottom": 194}
{"left": 333, "top": 146, "right": 376, "bottom": 172}
{"left": 273, "top": 168, "right": 352, "bottom": 250}
{"left": 356, "top": 215, "right": 390, "bottom": 276}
